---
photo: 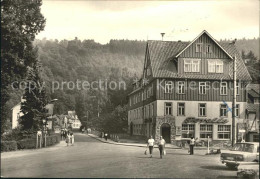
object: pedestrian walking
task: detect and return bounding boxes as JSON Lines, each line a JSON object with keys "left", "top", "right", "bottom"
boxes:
{"left": 147, "top": 136, "right": 155, "bottom": 158}
{"left": 66, "top": 132, "right": 71, "bottom": 146}
{"left": 60, "top": 129, "right": 63, "bottom": 140}
{"left": 158, "top": 136, "right": 166, "bottom": 159}
{"left": 71, "top": 132, "right": 74, "bottom": 146}
{"left": 104, "top": 133, "right": 108, "bottom": 141}
{"left": 189, "top": 137, "right": 195, "bottom": 155}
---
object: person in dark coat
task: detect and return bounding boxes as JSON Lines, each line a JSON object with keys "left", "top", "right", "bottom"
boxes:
{"left": 104, "top": 133, "right": 108, "bottom": 141}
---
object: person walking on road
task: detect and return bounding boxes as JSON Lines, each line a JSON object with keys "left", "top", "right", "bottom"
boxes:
{"left": 66, "top": 132, "right": 71, "bottom": 146}
{"left": 71, "top": 132, "right": 74, "bottom": 146}
{"left": 189, "top": 137, "right": 195, "bottom": 155}
{"left": 104, "top": 133, "right": 108, "bottom": 141}
{"left": 158, "top": 136, "right": 166, "bottom": 159}
{"left": 147, "top": 136, "right": 155, "bottom": 158}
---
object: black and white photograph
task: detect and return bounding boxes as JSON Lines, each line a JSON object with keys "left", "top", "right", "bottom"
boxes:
{"left": 1, "top": 0, "right": 259, "bottom": 178}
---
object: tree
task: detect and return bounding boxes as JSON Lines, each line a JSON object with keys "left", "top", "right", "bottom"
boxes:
{"left": 1, "top": 0, "right": 45, "bottom": 134}
{"left": 20, "top": 61, "right": 48, "bottom": 131}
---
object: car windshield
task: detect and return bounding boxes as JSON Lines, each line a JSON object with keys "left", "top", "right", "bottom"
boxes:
{"left": 231, "top": 143, "right": 255, "bottom": 153}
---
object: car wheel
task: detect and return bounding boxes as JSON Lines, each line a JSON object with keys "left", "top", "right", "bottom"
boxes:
{"left": 226, "top": 163, "right": 238, "bottom": 170}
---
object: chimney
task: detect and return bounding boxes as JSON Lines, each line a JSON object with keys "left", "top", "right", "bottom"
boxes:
{"left": 161, "top": 33, "right": 165, "bottom": 41}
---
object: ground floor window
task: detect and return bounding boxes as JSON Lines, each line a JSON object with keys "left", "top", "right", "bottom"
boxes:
{"left": 200, "top": 124, "right": 213, "bottom": 139}
{"left": 218, "top": 125, "right": 231, "bottom": 139}
{"left": 182, "top": 124, "right": 195, "bottom": 138}
{"left": 253, "top": 134, "right": 259, "bottom": 142}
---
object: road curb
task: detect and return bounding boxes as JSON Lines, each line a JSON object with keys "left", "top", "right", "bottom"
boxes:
{"left": 87, "top": 134, "right": 182, "bottom": 150}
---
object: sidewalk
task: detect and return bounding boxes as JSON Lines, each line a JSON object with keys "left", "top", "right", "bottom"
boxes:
{"left": 1, "top": 141, "right": 67, "bottom": 159}
{"left": 88, "top": 134, "right": 181, "bottom": 149}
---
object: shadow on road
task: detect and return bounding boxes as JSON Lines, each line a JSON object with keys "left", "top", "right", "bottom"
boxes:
{"left": 201, "top": 165, "right": 233, "bottom": 171}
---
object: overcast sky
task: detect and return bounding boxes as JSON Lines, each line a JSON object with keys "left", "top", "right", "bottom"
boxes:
{"left": 37, "top": 0, "right": 259, "bottom": 44}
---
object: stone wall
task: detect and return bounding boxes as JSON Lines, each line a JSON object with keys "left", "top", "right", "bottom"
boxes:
{"left": 155, "top": 116, "right": 176, "bottom": 144}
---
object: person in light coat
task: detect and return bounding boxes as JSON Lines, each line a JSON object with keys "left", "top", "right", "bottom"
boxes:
{"left": 158, "top": 136, "right": 166, "bottom": 159}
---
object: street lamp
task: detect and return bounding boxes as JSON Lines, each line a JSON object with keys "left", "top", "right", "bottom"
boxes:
{"left": 43, "top": 98, "right": 58, "bottom": 147}
{"left": 42, "top": 118, "right": 48, "bottom": 147}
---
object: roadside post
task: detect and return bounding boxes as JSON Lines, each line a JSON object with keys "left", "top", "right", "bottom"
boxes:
{"left": 207, "top": 136, "right": 210, "bottom": 154}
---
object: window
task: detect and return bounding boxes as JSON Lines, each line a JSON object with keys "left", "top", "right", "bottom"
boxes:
{"left": 144, "top": 90, "right": 146, "bottom": 100}
{"left": 206, "top": 44, "right": 212, "bottom": 53}
{"left": 220, "top": 82, "right": 227, "bottom": 95}
{"left": 178, "top": 103, "right": 185, "bottom": 116}
{"left": 165, "top": 102, "right": 172, "bottom": 116}
{"left": 216, "top": 61, "right": 223, "bottom": 73}
{"left": 218, "top": 125, "right": 231, "bottom": 139}
{"left": 200, "top": 124, "right": 213, "bottom": 138}
{"left": 144, "top": 107, "right": 146, "bottom": 119}
{"left": 199, "top": 82, "right": 207, "bottom": 94}
{"left": 199, "top": 103, "right": 206, "bottom": 117}
{"left": 177, "top": 81, "right": 185, "bottom": 94}
{"left": 220, "top": 104, "right": 227, "bottom": 117}
{"left": 208, "top": 60, "right": 223, "bottom": 73}
{"left": 147, "top": 105, "right": 150, "bottom": 118}
{"left": 235, "top": 104, "right": 240, "bottom": 117}
{"left": 147, "top": 68, "right": 151, "bottom": 76}
{"left": 151, "top": 104, "right": 154, "bottom": 117}
{"left": 254, "top": 98, "right": 260, "bottom": 104}
{"left": 236, "top": 82, "right": 239, "bottom": 95}
{"left": 253, "top": 134, "right": 259, "bottom": 142}
{"left": 208, "top": 61, "right": 215, "bottom": 73}
{"left": 129, "top": 98, "right": 132, "bottom": 106}
{"left": 184, "top": 59, "right": 200, "bottom": 72}
{"left": 192, "top": 60, "right": 200, "bottom": 72}
{"left": 165, "top": 81, "right": 173, "bottom": 93}
{"left": 195, "top": 43, "right": 202, "bottom": 52}
{"left": 182, "top": 124, "right": 195, "bottom": 138}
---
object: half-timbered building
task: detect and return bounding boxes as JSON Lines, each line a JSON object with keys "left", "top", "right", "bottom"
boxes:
{"left": 128, "top": 30, "right": 252, "bottom": 145}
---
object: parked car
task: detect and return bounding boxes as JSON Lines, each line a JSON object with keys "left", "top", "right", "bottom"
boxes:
{"left": 220, "top": 142, "right": 259, "bottom": 169}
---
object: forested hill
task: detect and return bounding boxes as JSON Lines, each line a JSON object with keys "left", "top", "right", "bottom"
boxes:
{"left": 5, "top": 37, "right": 259, "bottom": 131}
{"left": 33, "top": 39, "right": 146, "bottom": 115}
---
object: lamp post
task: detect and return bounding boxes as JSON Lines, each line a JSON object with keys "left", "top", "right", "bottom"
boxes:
{"left": 42, "top": 118, "right": 48, "bottom": 147}
{"left": 43, "top": 98, "right": 58, "bottom": 147}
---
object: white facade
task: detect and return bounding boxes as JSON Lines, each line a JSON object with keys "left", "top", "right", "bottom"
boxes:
{"left": 11, "top": 103, "right": 22, "bottom": 129}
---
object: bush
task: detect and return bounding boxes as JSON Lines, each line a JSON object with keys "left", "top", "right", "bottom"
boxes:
{"left": 1, "top": 141, "right": 17, "bottom": 152}
{"left": 17, "top": 138, "right": 36, "bottom": 149}
{"left": 44, "top": 134, "right": 60, "bottom": 147}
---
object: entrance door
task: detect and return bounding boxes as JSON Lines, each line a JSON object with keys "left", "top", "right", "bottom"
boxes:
{"left": 130, "top": 122, "right": 133, "bottom": 136}
{"left": 161, "top": 123, "right": 171, "bottom": 143}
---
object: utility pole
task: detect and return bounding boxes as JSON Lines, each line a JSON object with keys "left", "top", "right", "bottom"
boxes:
{"left": 232, "top": 55, "right": 237, "bottom": 147}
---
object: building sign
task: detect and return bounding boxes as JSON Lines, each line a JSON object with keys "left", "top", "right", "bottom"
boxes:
{"left": 183, "top": 117, "right": 228, "bottom": 124}
{"left": 176, "top": 126, "right": 181, "bottom": 135}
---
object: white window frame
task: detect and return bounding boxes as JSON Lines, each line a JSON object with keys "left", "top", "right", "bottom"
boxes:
{"left": 151, "top": 104, "right": 154, "bottom": 117}
{"left": 220, "top": 82, "right": 227, "bottom": 95}
{"left": 205, "top": 44, "right": 212, "bottom": 53}
{"left": 195, "top": 43, "right": 203, "bottom": 53}
{"left": 182, "top": 124, "right": 195, "bottom": 138}
{"left": 220, "top": 104, "right": 227, "bottom": 117}
{"left": 208, "top": 61, "right": 216, "bottom": 73}
{"left": 184, "top": 59, "right": 200, "bottom": 72}
{"left": 165, "top": 81, "right": 173, "bottom": 93}
{"left": 218, "top": 125, "right": 231, "bottom": 139}
{"left": 236, "top": 82, "right": 239, "bottom": 95}
{"left": 216, "top": 61, "right": 224, "bottom": 73}
{"left": 177, "top": 103, "right": 185, "bottom": 116}
{"left": 177, "top": 81, "right": 185, "bottom": 94}
{"left": 235, "top": 104, "right": 240, "bottom": 117}
{"left": 165, "top": 102, "right": 172, "bottom": 116}
{"left": 208, "top": 60, "right": 224, "bottom": 73}
{"left": 199, "top": 82, "right": 207, "bottom": 94}
{"left": 200, "top": 124, "right": 213, "bottom": 139}
{"left": 199, "top": 103, "right": 206, "bottom": 117}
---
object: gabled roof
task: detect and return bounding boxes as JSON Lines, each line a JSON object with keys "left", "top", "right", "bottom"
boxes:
{"left": 146, "top": 32, "right": 252, "bottom": 81}
{"left": 247, "top": 84, "right": 260, "bottom": 98}
{"left": 175, "top": 30, "right": 233, "bottom": 59}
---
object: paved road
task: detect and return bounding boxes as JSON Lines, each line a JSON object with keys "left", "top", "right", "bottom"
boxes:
{"left": 1, "top": 133, "right": 238, "bottom": 178}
